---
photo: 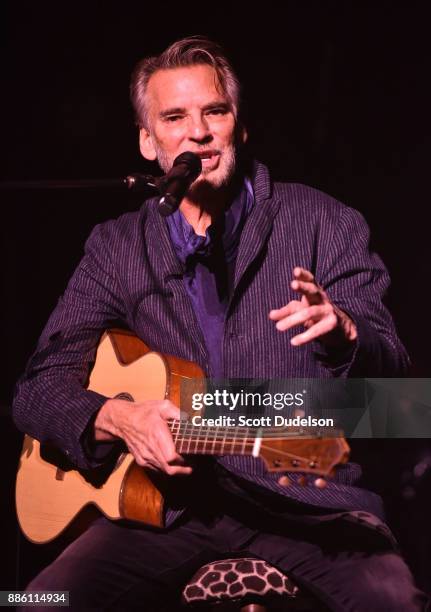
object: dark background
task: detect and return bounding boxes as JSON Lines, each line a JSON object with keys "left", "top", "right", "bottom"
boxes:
{"left": 1, "top": 0, "right": 430, "bottom": 597}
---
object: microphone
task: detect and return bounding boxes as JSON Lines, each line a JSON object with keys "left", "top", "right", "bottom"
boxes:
{"left": 158, "top": 152, "right": 202, "bottom": 217}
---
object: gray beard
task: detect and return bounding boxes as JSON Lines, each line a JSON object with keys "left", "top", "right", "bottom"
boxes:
{"left": 154, "top": 144, "right": 237, "bottom": 194}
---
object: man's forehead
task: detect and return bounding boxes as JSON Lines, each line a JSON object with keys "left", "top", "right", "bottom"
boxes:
{"left": 146, "top": 65, "right": 228, "bottom": 110}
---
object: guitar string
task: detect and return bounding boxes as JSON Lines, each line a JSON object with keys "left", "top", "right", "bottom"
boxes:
{"left": 167, "top": 420, "right": 339, "bottom": 440}
{"left": 166, "top": 426, "right": 331, "bottom": 464}
{"left": 164, "top": 420, "right": 341, "bottom": 462}
{"left": 167, "top": 418, "right": 340, "bottom": 433}
{"left": 168, "top": 434, "right": 334, "bottom": 444}
{"left": 168, "top": 419, "right": 334, "bottom": 432}
{"left": 167, "top": 421, "right": 339, "bottom": 463}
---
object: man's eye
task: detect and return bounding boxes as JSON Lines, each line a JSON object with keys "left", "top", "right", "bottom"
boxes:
{"left": 208, "top": 108, "right": 227, "bottom": 115}
{"left": 165, "top": 115, "right": 183, "bottom": 122}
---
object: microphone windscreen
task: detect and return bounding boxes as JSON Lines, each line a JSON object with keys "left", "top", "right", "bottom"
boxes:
{"left": 172, "top": 152, "right": 202, "bottom": 180}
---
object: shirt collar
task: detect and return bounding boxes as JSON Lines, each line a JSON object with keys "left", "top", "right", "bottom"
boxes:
{"left": 166, "top": 178, "right": 254, "bottom": 266}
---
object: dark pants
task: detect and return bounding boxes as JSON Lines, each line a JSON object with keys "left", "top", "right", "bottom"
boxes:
{"left": 25, "top": 488, "right": 428, "bottom": 612}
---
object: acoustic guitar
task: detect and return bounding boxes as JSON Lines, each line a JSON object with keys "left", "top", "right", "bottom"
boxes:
{"left": 16, "top": 329, "right": 350, "bottom": 544}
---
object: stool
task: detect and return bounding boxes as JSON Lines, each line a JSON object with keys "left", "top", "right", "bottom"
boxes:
{"left": 182, "top": 558, "right": 322, "bottom": 611}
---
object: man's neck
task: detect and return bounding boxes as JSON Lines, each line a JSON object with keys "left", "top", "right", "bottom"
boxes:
{"left": 179, "top": 202, "right": 212, "bottom": 236}
{"left": 179, "top": 182, "right": 233, "bottom": 236}
{"left": 180, "top": 180, "right": 240, "bottom": 236}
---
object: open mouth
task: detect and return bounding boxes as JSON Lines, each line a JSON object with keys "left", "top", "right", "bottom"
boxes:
{"left": 196, "top": 149, "right": 220, "bottom": 159}
{"left": 195, "top": 150, "right": 221, "bottom": 168}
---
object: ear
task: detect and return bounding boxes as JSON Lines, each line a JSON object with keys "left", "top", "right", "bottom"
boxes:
{"left": 139, "top": 128, "right": 157, "bottom": 161}
{"left": 241, "top": 125, "right": 248, "bottom": 144}
{"left": 237, "top": 122, "right": 248, "bottom": 145}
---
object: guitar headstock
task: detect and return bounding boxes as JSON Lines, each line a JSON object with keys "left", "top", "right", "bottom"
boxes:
{"left": 259, "top": 434, "right": 350, "bottom": 478}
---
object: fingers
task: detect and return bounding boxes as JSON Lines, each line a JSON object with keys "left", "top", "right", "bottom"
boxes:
{"left": 269, "top": 300, "right": 303, "bottom": 320}
{"left": 156, "top": 420, "right": 193, "bottom": 476}
{"left": 159, "top": 399, "right": 182, "bottom": 422}
{"left": 293, "top": 267, "right": 314, "bottom": 282}
{"left": 272, "top": 304, "right": 330, "bottom": 332}
{"left": 269, "top": 267, "right": 356, "bottom": 349}
{"left": 136, "top": 427, "right": 192, "bottom": 476}
{"left": 157, "top": 401, "right": 192, "bottom": 474}
{"left": 121, "top": 400, "right": 192, "bottom": 476}
{"left": 291, "top": 267, "right": 326, "bottom": 306}
{"left": 269, "top": 265, "right": 335, "bottom": 346}
{"left": 291, "top": 279, "right": 324, "bottom": 305}
{"left": 269, "top": 268, "right": 325, "bottom": 321}
{"left": 290, "top": 312, "right": 338, "bottom": 346}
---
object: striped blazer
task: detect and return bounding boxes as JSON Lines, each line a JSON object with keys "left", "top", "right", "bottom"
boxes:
{"left": 13, "top": 162, "right": 409, "bottom": 527}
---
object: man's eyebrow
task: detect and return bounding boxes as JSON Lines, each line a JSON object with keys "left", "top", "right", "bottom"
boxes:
{"left": 159, "top": 107, "right": 185, "bottom": 118}
{"left": 202, "top": 101, "right": 231, "bottom": 110}
{"left": 159, "top": 101, "right": 231, "bottom": 118}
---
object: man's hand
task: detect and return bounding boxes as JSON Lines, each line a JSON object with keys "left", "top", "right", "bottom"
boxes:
{"left": 269, "top": 267, "right": 357, "bottom": 349}
{"left": 94, "top": 398, "right": 192, "bottom": 476}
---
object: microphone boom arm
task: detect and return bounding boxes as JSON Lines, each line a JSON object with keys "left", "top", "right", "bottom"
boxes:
{"left": 0, "top": 174, "right": 160, "bottom": 192}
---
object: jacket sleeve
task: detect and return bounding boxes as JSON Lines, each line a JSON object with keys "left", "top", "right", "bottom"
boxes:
{"left": 13, "top": 222, "right": 127, "bottom": 469}
{"left": 315, "top": 205, "right": 410, "bottom": 377}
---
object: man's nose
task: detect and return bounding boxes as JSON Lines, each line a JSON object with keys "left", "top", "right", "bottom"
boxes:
{"left": 188, "top": 115, "right": 212, "bottom": 143}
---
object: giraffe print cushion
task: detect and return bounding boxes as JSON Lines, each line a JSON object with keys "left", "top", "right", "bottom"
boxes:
{"left": 182, "top": 558, "right": 299, "bottom": 604}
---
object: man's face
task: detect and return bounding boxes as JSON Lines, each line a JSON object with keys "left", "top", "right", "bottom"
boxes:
{"left": 139, "top": 64, "right": 245, "bottom": 190}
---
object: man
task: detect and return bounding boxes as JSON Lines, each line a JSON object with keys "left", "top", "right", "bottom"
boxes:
{"left": 13, "top": 37, "right": 427, "bottom": 610}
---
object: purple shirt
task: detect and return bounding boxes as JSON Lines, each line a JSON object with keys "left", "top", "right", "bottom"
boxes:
{"left": 166, "top": 179, "right": 254, "bottom": 377}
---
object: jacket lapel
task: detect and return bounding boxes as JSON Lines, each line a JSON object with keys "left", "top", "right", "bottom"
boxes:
{"left": 148, "top": 199, "right": 184, "bottom": 280}
{"left": 146, "top": 200, "right": 209, "bottom": 365}
{"left": 233, "top": 162, "right": 280, "bottom": 291}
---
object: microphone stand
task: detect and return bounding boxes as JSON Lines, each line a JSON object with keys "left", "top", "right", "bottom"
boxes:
{"left": 0, "top": 150, "right": 201, "bottom": 216}
{"left": 0, "top": 173, "right": 161, "bottom": 192}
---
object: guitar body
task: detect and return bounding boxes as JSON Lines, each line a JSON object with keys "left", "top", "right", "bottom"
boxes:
{"left": 15, "top": 329, "right": 205, "bottom": 543}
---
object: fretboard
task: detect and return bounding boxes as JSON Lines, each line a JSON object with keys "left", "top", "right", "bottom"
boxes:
{"left": 168, "top": 419, "right": 328, "bottom": 456}
{"left": 169, "top": 419, "right": 258, "bottom": 455}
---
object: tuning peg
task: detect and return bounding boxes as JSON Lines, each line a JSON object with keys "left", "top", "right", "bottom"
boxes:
{"left": 278, "top": 475, "right": 290, "bottom": 487}
{"left": 314, "top": 478, "right": 327, "bottom": 488}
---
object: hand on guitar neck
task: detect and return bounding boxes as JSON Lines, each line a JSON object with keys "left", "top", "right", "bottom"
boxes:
{"left": 94, "top": 398, "right": 193, "bottom": 476}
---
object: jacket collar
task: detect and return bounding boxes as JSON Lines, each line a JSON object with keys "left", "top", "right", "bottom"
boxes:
{"left": 146, "top": 160, "right": 279, "bottom": 288}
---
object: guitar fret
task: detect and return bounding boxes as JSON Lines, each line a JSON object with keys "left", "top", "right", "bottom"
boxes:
{"left": 242, "top": 426, "right": 247, "bottom": 455}
{"left": 221, "top": 425, "right": 228, "bottom": 454}
{"left": 203, "top": 420, "right": 210, "bottom": 453}
{"left": 202, "top": 427, "right": 209, "bottom": 452}
{"left": 172, "top": 419, "right": 179, "bottom": 446}
{"left": 178, "top": 421, "right": 185, "bottom": 454}
{"left": 212, "top": 426, "right": 219, "bottom": 455}
{"left": 186, "top": 421, "right": 193, "bottom": 454}
{"left": 171, "top": 422, "right": 259, "bottom": 455}
{"left": 193, "top": 423, "right": 199, "bottom": 454}
{"left": 230, "top": 426, "right": 237, "bottom": 454}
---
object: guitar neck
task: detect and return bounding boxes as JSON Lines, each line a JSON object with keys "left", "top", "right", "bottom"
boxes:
{"left": 169, "top": 419, "right": 258, "bottom": 456}
{"left": 169, "top": 419, "right": 339, "bottom": 457}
